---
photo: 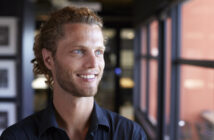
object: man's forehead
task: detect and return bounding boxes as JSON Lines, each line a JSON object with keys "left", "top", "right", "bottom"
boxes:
{"left": 56, "top": 23, "right": 104, "bottom": 49}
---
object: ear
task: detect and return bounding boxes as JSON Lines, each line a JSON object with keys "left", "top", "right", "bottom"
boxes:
{"left": 42, "top": 48, "right": 54, "bottom": 70}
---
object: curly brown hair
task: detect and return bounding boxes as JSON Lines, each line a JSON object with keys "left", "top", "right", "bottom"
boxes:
{"left": 31, "top": 6, "right": 103, "bottom": 87}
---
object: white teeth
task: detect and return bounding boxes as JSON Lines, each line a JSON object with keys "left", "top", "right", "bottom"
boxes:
{"left": 79, "top": 74, "right": 95, "bottom": 79}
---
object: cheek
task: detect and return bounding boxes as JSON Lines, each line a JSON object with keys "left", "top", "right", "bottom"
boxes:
{"left": 56, "top": 60, "right": 73, "bottom": 75}
{"left": 99, "top": 59, "right": 105, "bottom": 69}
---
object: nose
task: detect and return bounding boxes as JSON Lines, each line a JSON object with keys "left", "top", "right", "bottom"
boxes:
{"left": 84, "top": 52, "right": 97, "bottom": 68}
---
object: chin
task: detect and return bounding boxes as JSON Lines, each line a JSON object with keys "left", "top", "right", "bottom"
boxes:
{"left": 82, "top": 89, "right": 97, "bottom": 97}
{"left": 71, "top": 87, "right": 98, "bottom": 97}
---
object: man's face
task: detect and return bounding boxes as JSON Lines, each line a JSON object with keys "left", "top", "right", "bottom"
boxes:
{"left": 52, "top": 23, "right": 105, "bottom": 97}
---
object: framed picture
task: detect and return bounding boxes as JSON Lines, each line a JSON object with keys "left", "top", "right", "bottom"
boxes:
{"left": 0, "top": 60, "right": 16, "bottom": 97}
{"left": 0, "top": 17, "right": 17, "bottom": 55}
{"left": 0, "top": 102, "right": 16, "bottom": 135}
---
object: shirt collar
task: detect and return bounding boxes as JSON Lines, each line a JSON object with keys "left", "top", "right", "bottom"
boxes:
{"left": 38, "top": 102, "right": 59, "bottom": 137}
{"left": 38, "top": 101, "right": 110, "bottom": 137}
{"left": 88, "top": 102, "right": 110, "bottom": 133}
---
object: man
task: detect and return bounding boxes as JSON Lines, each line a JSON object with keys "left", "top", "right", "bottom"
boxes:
{"left": 0, "top": 6, "right": 146, "bottom": 140}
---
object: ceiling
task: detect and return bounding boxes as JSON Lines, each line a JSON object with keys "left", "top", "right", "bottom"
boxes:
{"left": 36, "top": 0, "right": 134, "bottom": 13}
{"left": 35, "top": 0, "right": 134, "bottom": 27}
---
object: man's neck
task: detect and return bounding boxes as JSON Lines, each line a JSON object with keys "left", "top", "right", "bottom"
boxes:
{"left": 53, "top": 90, "right": 94, "bottom": 140}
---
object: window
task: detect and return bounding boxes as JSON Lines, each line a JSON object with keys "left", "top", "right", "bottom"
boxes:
{"left": 164, "top": 18, "right": 172, "bottom": 140}
{"left": 150, "top": 21, "right": 159, "bottom": 57}
{"left": 179, "top": 0, "right": 214, "bottom": 139}
{"left": 139, "top": 20, "right": 159, "bottom": 126}
{"left": 148, "top": 60, "right": 158, "bottom": 124}
{"left": 135, "top": 1, "right": 214, "bottom": 140}
{"left": 148, "top": 21, "right": 159, "bottom": 125}
{"left": 181, "top": 0, "right": 214, "bottom": 60}
{"left": 179, "top": 66, "right": 214, "bottom": 140}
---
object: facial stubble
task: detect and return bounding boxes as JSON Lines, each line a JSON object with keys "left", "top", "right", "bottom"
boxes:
{"left": 53, "top": 58, "right": 103, "bottom": 97}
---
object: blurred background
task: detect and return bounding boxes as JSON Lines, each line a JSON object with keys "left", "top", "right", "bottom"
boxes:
{"left": 0, "top": 0, "right": 214, "bottom": 140}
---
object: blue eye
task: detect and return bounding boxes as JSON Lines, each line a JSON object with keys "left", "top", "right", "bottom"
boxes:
{"left": 95, "top": 50, "right": 103, "bottom": 56}
{"left": 73, "top": 49, "right": 83, "bottom": 54}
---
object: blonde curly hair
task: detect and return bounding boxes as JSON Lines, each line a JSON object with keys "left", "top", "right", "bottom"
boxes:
{"left": 31, "top": 6, "right": 103, "bottom": 87}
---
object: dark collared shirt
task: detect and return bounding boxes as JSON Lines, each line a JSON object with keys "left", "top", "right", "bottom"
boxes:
{"left": 0, "top": 102, "right": 146, "bottom": 140}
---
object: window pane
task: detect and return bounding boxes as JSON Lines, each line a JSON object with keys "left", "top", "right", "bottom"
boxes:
{"left": 140, "top": 59, "right": 147, "bottom": 111}
{"left": 149, "top": 60, "right": 158, "bottom": 125}
{"left": 165, "top": 18, "right": 172, "bottom": 140}
{"left": 150, "top": 20, "right": 159, "bottom": 57}
{"left": 181, "top": 0, "right": 214, "bottom": 60}
{"left": 141, "top": 27, "right": 147, "bottom": 55}
{"left": 179, "top": 66, "right": 214, "bottom": 140}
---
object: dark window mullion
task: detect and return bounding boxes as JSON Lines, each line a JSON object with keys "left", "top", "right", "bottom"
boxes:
{"left": 176, "top": 59, "right": 214, "bottom": 68}
{"left": 141, "top": 55, "right": 158, "bottom": 60}
{"left": 170, "top": 4, "right": 182, "bottom": 140}
{"left": 157, "top": 19, "right": 167, "bottom": 140}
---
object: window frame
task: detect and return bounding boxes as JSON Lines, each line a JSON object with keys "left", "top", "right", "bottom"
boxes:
{"left": 134, "top": 2, "right": 214, "bottom": 140}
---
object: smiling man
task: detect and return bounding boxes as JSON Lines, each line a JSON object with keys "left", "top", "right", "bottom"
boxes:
{"left": 0, "top": 6, "right": 146, "bottom": 140}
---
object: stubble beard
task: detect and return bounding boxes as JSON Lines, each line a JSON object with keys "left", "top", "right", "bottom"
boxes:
{"left": 54, "top": 60, "right": 102, "bottom": 97}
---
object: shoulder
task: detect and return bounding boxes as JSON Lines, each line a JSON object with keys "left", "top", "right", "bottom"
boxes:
{"left": 101, "top": 108, "right": 147, "bottom": 139}
{"left": 101, "top": 107, "right": 140, "bottom": 128}
{"left": 0, "top": 110, "right": 45, "bottom": 140}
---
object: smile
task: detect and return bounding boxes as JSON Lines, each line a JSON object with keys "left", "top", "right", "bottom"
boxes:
{"left": 78, "top": 74, "right": 97, "bottom": 79}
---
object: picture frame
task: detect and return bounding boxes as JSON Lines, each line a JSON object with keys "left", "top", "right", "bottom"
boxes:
{"left": 0, "top": 17, "right": 17, "bottom": 55}
{"left": 0, "top": 60, "right": 16, "bottom": 98}
{"left": 0, "top": 102, "right": 16, "bottom": 135}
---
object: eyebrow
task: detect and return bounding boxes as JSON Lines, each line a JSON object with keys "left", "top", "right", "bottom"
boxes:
{"left": 72, "top": 45, "right": 106, "bottom": 50}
